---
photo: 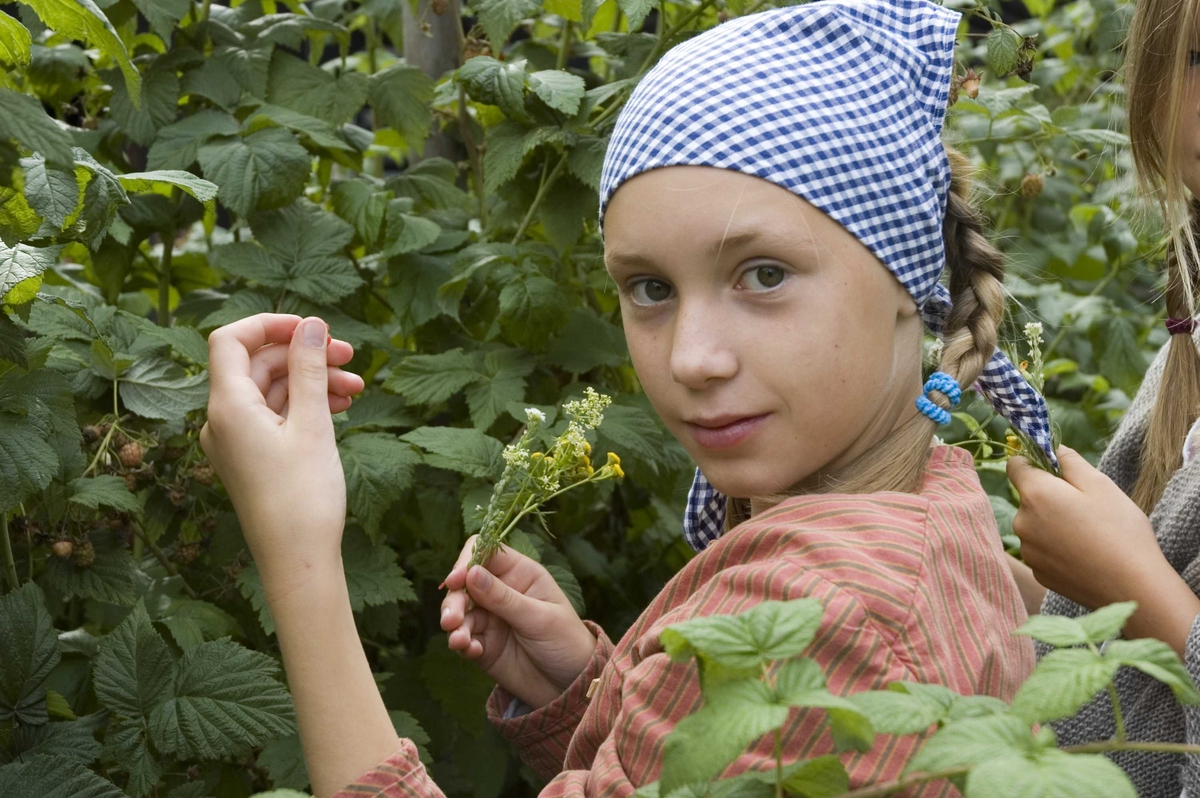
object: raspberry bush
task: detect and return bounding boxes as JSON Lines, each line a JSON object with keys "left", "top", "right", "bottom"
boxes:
{"left": 0, "top": 0, "right": 1179, "bottom": 796}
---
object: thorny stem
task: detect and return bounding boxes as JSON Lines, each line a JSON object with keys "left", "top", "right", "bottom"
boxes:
{"left": 556, "top": 20, "right": 572, "bottom": 70}
{"left": 512, "top": 154, "right": 569, "bottom": 244}
{"left": 773, "top": 729, "right": 784, "bottom": 798}
{"left": 1065, "top": 740, "right": 1200, "bottom": 755}
{"left": 1, "top": 514, "right": 18, "bottom": 593}
{"left": 132, "top": 522, "right": 200, "bottom": 600}
{"left": 1109, "top": 682, "right": 1127, "bottom": 743}
{"left": 83, "top": 394, "right": 121, "bottom": 478}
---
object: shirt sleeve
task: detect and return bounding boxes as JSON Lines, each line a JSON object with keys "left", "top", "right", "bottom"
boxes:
{"left": 485, "top": 620, "right": 615, "bottom": 781}
{"left": 329, "top": 740, "right": 446, "bottom": 798}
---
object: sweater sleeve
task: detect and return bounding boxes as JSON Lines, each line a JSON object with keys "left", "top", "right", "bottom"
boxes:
{"left": 485, "top": 620, "right": 615, "bottom": 781}
{"left": 1176, "top": 613, "right": 1200, "bottom": 795}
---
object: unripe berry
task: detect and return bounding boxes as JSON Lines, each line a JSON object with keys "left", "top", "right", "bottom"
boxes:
{"left": 51, "top": 540, "right": 74, "bottom": 559}
{"left": 1020, "top": 173, "right": 1044, "bottom": 198}
{"left": 72, "top": 539, "right": 95, "bottom": 568}
{"left": 118, "top": 441, "right": 143, "bottom": 468}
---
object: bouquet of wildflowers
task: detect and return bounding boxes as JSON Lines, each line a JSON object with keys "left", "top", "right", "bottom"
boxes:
{"left": 469, "top": 388, "right": 625, "bottom": 568}
{"left": 1007, "top": 322, "right": 1062, "bottom": 476}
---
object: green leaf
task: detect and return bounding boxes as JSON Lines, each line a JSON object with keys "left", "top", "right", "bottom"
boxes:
{"left": 849, "top": 682, "right": 956, "bottom": 736}
{"left": 0, "top": 241, "right": 59, "bottom": 299}
{"left": 1014, "top": 614, "right": 1092, "bottom": 648}
{"left": 44, "top": 690, "right": 74, "bottom": 720}
{"left": 109, "top": 67, "right": 179, "bottom": 147}
{"left": 118, "top": 171, "right": 219, "bottom": 205}
{"left": 103, "top": 717, "right": 161, "bottom": 798}
{"left": 618, "top": 0, "right": 654, "bottom": 31}
{"left": 119, "top": 356, "right": 208, "bottom": 420}
{"left": 986, "top": 27, "right": 1022, "bottom": 78}
{"left": 236, "top": 564, "right": 275, "bottom": 636}
{"left": 339, "top": 433, "right": 420, "bottom": 539}
{"left": 343, "top": 529, "right": 417, "bottom": 610}
{"left": 368, "top": 62, "right": 434, "bottom": 147}
{"left": 383, "top": 199, "right": 442, "bottom": 256}
{"left": 384, "top": 348, "right": 479, "bottom": 405}
{"left": 42, "top": 532, "right": 142, "bottom": 605}
{"left": 19, "top": 0, "right": 140, "bottom": 106}
{"left": 499, "top": 274, "right": 569, "bottom": 348}
{"left": 147, "top": 638, "right": 296, "bottom": 759}
{"left": 1077, "top": 602, "right": 1138, "bottom": 643}
{"left": 197, "top": 128, "right": 311, "bottom": 217}
{"left": 21, "top": 154, "right": 78, "bottom": 230}
{"left": 907, "top": 713, "right": 1037, "bottom": 774}
{"left": 158, "top": 600, "right": 242, "bottom": 652}
{"left": 129, "top": 0, "right": 189, "bottom": 40}
{"left": 0, "top": 88, "right": 73, "bottom": 167}
{"left": 1011, "top": 648, "right": 1118, "bottom": 724}
{"left": 332, "top": 180, "right": 389, "bottom": 247}
{"left": 567, "top": 136, "right": 606, "bottom": 191}
{"left": 256, "top": 735, "right": 310, "bottom": 791}
{"left": 181, "top": 56, "right": 243, "bottom": 111}
{"left": 547, "top": 308, "right": 627, "bottom": 373}
{"left": 965, "top": 749, "right": 1136, "bottom": 798}
{"left": 456, "top": 57, "right": 528, "bottom": 119}
{"left": 0, "top": 11, "right": 31, "bottom": 66}
{"left": 1105, "top": 638, "right": 1200, "bottom": 705}
{"left": 267, "top": 50, "right": 369, "bottom": 126}
{"left": 9, "top": 717, "right": 101, "bottom": 763}
{"left": 0, "top": 312, "right": 28, "bottom": 367}
{"left": 67, "top": 475, "right": 142, "bottom": 514}
{"left": 482, "top": 122, "right": 539, "bottom": 193}
{"left": 1090, "top": 316, "right": 1146, "bottom": 395}
{"left": 389, "top": 158, "right": 470, "bottom": 211}
{"left": 401, "top": 426, "right": 505, "bottom": 478}
{"left": 660, "top": 599, "right": 825, "bottom": 670}
{"left": 147, "top": 111, "right": 240, "bottom": 171}
{"left": 465, "top": 347, "right": 534, "bottom": 430}
{"left": 0, "top": 754, "right": 125, "bottom": 798}
{"left": 93, "top": 602, "right": 175, "bottom": 718}
{"left": 212, "top": 200, "right": 362, "bottom": 303}
{"left": 1067, "top": 128, "right": 1131, "bottom": 148}
{"left": 660, "top": 678, "right": 788, "bottom": 796}
{"left": 0, "top": 582, "right": 60, "bottom": 725}
{"left": 780, "top": 756, "right": 849, "bottom": 798}
{"left": 528, "top": 69, "right": 586, "bottom": 115}
{"left": 472, "top": 0, "right": 542, "bottom": 53}
{"left": 0, "top": 413, "right": 58, "bottom": 513}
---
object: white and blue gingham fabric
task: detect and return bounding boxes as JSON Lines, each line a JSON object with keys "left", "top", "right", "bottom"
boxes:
{"left": 598, "top": 0, "right": 1057, "bottom": 552}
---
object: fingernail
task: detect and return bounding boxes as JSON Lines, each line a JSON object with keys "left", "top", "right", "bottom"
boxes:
{"left": 471, "top": 566, "right": 492, "bottom": 591}
{"left": 302, "top": 318, "right": 325, "bottom": 348}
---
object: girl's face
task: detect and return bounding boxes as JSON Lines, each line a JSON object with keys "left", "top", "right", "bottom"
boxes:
{"left": 603, "top": 166, "right": 925, "bottom": 501}
{"left": 1180, "top": 42, "right": 1200, "bottom": 196}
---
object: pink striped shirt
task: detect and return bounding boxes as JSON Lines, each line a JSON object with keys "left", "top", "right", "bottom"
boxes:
{"left": 334, "top": 446, "right": 1034, "bottom": 798}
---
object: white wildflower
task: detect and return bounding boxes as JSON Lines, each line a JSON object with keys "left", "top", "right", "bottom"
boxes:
{"left": 502, "top": 444, "right": 530, "bottom": 469}
{"left": 1024, "top": 322, "right": 1044, "bottom": 347}
{"left": 564, "top": 387, "right": 612, "bottom": 429}
{"left": 525, "top": 407, "right": 547, "bottom": 425}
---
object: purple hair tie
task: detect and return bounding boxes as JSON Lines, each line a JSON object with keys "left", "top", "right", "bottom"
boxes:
{"left": 1167, "top": 317, "right": 1197, "bottom": 336}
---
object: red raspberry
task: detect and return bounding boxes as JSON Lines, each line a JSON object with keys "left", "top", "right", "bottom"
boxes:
{"left": 118, "top": 442, "right": 143, "bottom": 468}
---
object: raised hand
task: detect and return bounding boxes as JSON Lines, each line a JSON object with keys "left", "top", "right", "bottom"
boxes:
{"left": 440, "top": 537, "right": 597, "bottom": 709}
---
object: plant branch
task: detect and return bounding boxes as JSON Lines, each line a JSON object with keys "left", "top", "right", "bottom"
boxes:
{"left": 458, "top": 85, "right": 488, "bottom": 227}
{"left": 1065, "top": 740, "right": 1200, "bottom": 756}
{"left": 512, "top": 154, "right": 569, "bottom": 244}
{"left": 1, "top": 514, "right": 18, "bottom": 593}
{"left": 131, "top": 522, "right": 199, "bottom": 600}
{"left": 158, "top": 232, "right": 175, "bottom": 328}
{"left": 1108, "top": 683, "right": 1127, "bottom": 743}
{"left": 556, "top": 21, "right": 572, "bottom": 70}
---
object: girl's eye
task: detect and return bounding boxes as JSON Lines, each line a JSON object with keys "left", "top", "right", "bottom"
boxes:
{"left": 740, "top": 264, "right": 788, "bottom": 291}
{"left": 628, "top": 278, "right": 674, "bottom": 305}
{"left": 1190, "top": 50, "right": 1200, "bottom": 67}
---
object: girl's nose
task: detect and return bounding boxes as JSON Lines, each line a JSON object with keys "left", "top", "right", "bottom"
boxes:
{"left": 669, "top": 302, "right": 738, "bottom": 389}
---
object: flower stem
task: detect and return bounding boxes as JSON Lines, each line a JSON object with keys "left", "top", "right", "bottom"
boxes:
{"left": 1108, "top": 683, "right": 1127, "bottom": 743}
{"left": 511, "top": 154, "right": 569, "bottom": 245}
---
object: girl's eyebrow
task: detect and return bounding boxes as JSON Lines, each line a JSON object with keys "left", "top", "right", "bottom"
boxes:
{"left": 605, "top": 227, "right": 818, "bottom": 270}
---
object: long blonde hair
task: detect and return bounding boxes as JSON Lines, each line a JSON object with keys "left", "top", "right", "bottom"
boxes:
{"left": 724, "top": 147, "right": 1006, "bottom": 528}
{"left": 1124, "top": 0, "right": 1200, "bottom": 512}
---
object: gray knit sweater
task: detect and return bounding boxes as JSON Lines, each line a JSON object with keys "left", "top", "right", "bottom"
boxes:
{"left": 1040, "top": 333, "right": 1200, "bottom": 797}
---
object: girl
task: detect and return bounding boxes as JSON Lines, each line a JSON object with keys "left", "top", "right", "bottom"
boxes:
{"left": 1006, "top": 0, "right": 1200, "bottom": 795}
{"left": 201, "top": 1, "right": 1050, "bottom": 795}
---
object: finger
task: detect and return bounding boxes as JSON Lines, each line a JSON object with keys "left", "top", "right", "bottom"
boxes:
{"left": 262, "top": 368, "right": 364, "bottom": 408}
{"left": 285, "top": 317, "right": 333, "bottom": 431}
{"left": 264, "top": 378, "right": 353, "bottom": 416}
{"left": 465, "top": 638, "right": 484, "bottom": 659}
{"left": 1054, "top": 445, "right": 1103, "bottom": 489}
{"left": 249, "top": 342, "right": 359, "bottom": 396}
{"left": 207, "top": 314, "right": 303, "bottom": 404}
{"left": 448, "top": 611, "right": 476, "bottom": 651}
{"left": 466, "top": 564, "right": 543, "bottom": 627}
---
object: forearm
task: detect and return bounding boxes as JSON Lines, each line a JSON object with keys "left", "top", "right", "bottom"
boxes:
{"left": 1120, "top": 556, "right": 1200, "bottom": 657}
{"left": 1006, "top": 553, "right": 1047, "bottom": 617}
{"left": 263, "top": 556, "right": 402, "bottom": 798}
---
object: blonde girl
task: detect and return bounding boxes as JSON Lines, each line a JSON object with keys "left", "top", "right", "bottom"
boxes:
{"left": 1008, "top": 0, "right": 1200, "bottom": 795}
{"left": 201, "top": 1, "right": 1051, "bottom": 795}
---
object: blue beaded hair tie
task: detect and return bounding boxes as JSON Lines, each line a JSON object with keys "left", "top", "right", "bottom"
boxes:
{"left": 915, "top": 371, "right": 961, "bottom": 426}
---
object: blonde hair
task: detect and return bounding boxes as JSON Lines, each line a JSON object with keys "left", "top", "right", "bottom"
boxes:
{"left": 1124, "top": 0, "right": 1200, "bottom": 512}
{"left": 724, "top": 147, "right": 1006, "bottom": 528}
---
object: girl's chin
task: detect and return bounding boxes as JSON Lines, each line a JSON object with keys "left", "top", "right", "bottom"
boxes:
{"left": 695, "top": 463, "right": 814, "bottom": 500}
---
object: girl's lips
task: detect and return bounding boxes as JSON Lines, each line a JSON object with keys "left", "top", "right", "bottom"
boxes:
{"left": 684, "top": 414, "right": 769, "bottom": 450}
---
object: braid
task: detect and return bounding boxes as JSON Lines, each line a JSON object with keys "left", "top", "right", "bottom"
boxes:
{"left": 927, "top": 151, "right": 1007, "bottom": 415}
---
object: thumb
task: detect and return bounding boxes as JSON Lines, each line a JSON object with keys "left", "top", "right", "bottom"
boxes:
{"left": 466, "top": 564, "right": 542, "bottom": 629}
{"left": 287, "top": 317, "right": 332, "bottom": 430}
{"left": 1054, "top": 445, "right": 1102, "bottom": 489}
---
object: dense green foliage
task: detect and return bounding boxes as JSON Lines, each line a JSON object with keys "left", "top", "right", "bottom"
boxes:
{"left": 0, "top": 0, "right": 1180, "bottom": 795}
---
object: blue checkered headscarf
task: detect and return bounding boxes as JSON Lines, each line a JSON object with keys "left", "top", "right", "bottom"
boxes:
{"left": 598, "top": 0, "right": 1058, "bottom": 551}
